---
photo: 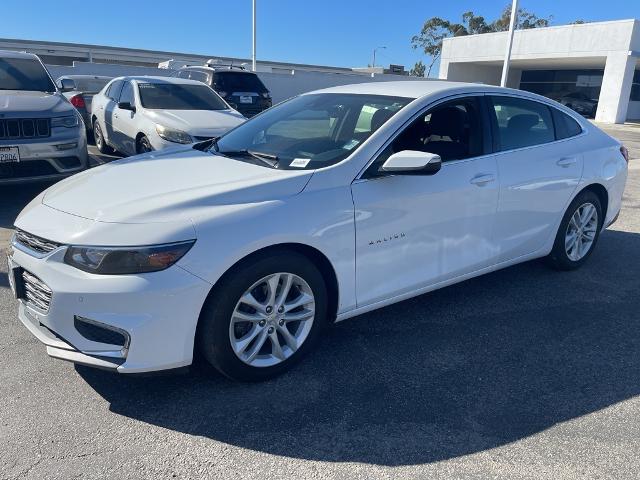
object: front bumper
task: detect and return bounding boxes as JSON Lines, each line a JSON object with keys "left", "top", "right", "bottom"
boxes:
{"left": 0, "top": 126, "right": 89, "bottom": 185}
{"left": 8, "top": 239, "right": 212, "bottom": 373}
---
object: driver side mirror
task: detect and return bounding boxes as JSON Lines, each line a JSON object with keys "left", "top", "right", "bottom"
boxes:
{"left": 59, "top": 78, "right": 76, "bottom": 92}
{"left": 118, "top": 101, "right": 136, "bottom": 113}
{"left": 380, "top": 150, "right": 442, "bottom": 175}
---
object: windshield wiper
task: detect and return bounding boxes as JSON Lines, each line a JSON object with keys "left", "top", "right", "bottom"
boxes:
{"left": 193, "top": 137, "right": 218, "bottom": 152}
{"left": 218, "top": 149, "right": 279, "bottom": 168}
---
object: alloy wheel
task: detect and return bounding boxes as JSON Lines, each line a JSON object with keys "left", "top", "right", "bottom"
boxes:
{"left": 564, "top": 202, "right": 598, "bottom": 261}
{"left": 94, "top": 123, "right": 103, "bottom": 148}
{"left": 229, "top": 272, "right": 315, "bottom": 368}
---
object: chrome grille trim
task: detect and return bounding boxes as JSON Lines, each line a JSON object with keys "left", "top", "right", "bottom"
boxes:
{"left": 14, "top": 229, "right": 62, "bottom": 255}
{"left": 22, "top": 270, "right": 52, "bottom": 313}
{"left": 0, "top": 118, "right": 50, "bottom": 139}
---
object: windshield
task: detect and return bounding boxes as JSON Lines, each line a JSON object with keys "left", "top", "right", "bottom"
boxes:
{"left": 214, "top": 93, "right": 411, "bottom": 170}
{"left": 138, "top": 82, "right": 228, "bottom": 110}
{"left": 0, "top": 57, "right": 56, "bottom": 92}
{"left": 214, "top": 72, "right": 268, "bottom": 93}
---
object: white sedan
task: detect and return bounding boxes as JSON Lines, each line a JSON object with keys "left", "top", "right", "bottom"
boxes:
{"left": 9, "top": 81, "right": 628, "bottom": 381}
{"left": 90, "top": 76, "right": 246, "bottom": 155}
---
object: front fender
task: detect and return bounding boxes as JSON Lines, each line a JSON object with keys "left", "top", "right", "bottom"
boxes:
{"left": 178, "top": 186, "right": 357, "bottom": 314}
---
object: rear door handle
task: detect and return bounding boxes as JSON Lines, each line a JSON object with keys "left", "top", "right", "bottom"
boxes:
{"left": 557, "top": 157, "right": 577, "bottom": 167}
{"left": 470, "top": 174, "right": 496, "bottom": 186}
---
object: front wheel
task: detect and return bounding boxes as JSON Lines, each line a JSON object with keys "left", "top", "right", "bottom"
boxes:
{"left": 197, "top": 250, "right": 328, "bottom": 381}
{"left": 136, "top": 135, "right": 153, "bottom": 154}
{"left": 93, "top": 121, "right": 114, "bottom": 154}
{"left": 546, "top": 190, "right": 603, "bottom": 270}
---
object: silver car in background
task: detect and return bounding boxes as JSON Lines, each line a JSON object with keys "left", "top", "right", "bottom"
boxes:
{"left": 57, "top": 75, "right": 112, "bottom": 135}
{"left": 0, "top": 50, "right": 88, "bottom": 184}
{"left": 91, "top": 76, "right": 245, "bottom": 156}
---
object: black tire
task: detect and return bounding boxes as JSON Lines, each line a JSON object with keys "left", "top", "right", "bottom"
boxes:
{"left": 136, "top": 135, "right": 153, "bottom": 154}
{"left": 197, "top": 250, "right": 328, "bottom": 381}
{"left": 546, "top": 190, "right": 603, "bottom": 271}
{"left": 93, "top": 120, "right": 114, "bottom": 154}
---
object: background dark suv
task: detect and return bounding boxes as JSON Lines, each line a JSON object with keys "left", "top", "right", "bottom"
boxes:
{"left": 174, "top": 64, "right": 272, "bottom": 118}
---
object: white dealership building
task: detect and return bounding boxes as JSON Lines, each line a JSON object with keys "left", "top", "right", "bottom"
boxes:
{"left": 439, "top": 19, "right": 640, "bottom": 123}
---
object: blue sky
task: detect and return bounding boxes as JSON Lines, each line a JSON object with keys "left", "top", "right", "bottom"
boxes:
{"left": 4, "top": 0, "right": 638, "bottom": 74}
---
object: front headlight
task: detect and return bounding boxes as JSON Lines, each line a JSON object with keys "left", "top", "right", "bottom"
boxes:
{"left": 156, "top": 124, "right": 193, "bottom": 144}
{"left": 51, "top": 114, "right": 79, "bottom": 128}
{"left": 63, "top": 240, "right": 195, "bottom": 275}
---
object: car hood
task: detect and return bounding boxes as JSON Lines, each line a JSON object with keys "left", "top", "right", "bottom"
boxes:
{"left": 0, "top": 91, "right": 73, "bottom": 117}
{"left": 144, "top": 109, "right": 246, "bottom": 136}
{"left": 41, "top": 147, "right": 313, "bottom": 223}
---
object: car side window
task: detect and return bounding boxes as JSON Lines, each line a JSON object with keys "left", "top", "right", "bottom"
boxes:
{"left": 489, "top": 96, "right": 555, "bottom": 151}
{"left": 106, "top": 80, "right": 123, "bottom": 101}
{"left": 118, "top": 81, "right": 134, "bottom": 105}
{"left": 394, "top": 98, "right": 484, "bottom": 161}
{"left": 188, "top": 71, "right": 210, "bottom": 84}
{"left": 552, "top": 108, "right": 583, "bottom": 139}
{"left": 364, "top": 97, "right": 485, "bottom": 177}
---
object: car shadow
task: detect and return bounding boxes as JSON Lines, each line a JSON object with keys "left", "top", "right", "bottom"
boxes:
{"left": 77, "top": 228, "right": 640, "bottom": 466}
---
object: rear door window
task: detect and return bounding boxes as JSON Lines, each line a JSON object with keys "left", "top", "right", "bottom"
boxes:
{"left": 489, "top": 96, "right": 555, "bottom": 151}
{"left": 187, "top": 71, "right": 210, "bottom": 84}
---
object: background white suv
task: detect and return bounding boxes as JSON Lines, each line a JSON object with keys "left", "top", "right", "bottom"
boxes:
{"left": 90, "top": 76, "right": 246, "bottom": 156}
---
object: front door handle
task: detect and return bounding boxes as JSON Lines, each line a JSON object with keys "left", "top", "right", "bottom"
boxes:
{"left": 557, "top": 157, "right": 577, "bottom": 168}
{"left": 470, "top": 174, "right": 496, "bottom": 186}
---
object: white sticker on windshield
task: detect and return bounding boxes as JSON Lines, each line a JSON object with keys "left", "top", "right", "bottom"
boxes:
{"left": 343, "top": 139, "right": 360, "bottom": 150}
{"left": 290, "top": 158, "right": 310, "bottom": 168}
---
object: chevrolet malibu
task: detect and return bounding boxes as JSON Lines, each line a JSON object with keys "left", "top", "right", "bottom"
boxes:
{"left": 8, "top": 81, "right": 628, "bottom": 381}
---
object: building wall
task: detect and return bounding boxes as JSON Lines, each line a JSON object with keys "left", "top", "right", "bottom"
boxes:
{"left": 439, "top": 20, "right": 640, "bottom": 123}
{"left": 47, "top": 62, "right": 426, "bottom": 105}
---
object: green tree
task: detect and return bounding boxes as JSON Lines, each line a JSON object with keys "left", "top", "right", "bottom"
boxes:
{"left": 409, "top": 60, "right": 426, "bottom": 77}
{"left": 411, "top": 5, "right": 552, "bottom": 77}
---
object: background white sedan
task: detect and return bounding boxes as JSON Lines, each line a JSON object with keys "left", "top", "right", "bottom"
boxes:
{"left": 90, "top": 76, "right": 246, "bottom": 155}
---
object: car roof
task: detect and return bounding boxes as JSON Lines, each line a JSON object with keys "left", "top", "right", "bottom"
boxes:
{"left": 111, "top": 75, "right": 206, "bottom": 85}
{"left": 309, "top": 80, "right": 518, "bottom": 100}
{"left": 0, "top": 49, "right": 40, "bottom": 60}
{"left": 58, "top": 74, "right": 112, "bottom": 80}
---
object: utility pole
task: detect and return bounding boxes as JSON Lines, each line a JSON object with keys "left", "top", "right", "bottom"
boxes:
{"left": 372, "top": 46, "right": 386, "bottom": 69}
{"left": 500, "top": 0, "right": 518, "bottom": 87}
{"left": 252, "top": 0, "right": 257, "bottom": 71}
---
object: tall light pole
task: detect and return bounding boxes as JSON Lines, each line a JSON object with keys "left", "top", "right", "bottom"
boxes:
{"left": 372, "top": 46, "right": 386, "bottom": 68}
{"left": 252, "top": 0, "right": 257, "bottom": 71}
{"left": 500, "top": 0, "right": 518, "bottom": 87}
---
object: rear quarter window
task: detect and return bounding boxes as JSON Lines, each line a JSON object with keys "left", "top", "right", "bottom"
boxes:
{"left": 552, "top": 108, "right": 583, "bottom": 139}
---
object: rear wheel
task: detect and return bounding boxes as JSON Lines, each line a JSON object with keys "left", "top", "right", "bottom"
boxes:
{"left": 546, "top": 190, "right": 603, "bottom": 270}
{"left": 197, "top": 251, "right": 328, "bottom": 381}
{"left": 93, "top": 121, "right": 114, "bottom": 154}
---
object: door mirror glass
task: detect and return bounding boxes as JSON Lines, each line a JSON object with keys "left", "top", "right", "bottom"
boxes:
{"left": 59, "top": 78, "right": 76, "bottom": 92}
{"left": 380, "top": 150, "right": 442, "bottom": 175}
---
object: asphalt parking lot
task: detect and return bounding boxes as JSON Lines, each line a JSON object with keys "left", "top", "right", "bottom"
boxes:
{"left": 1, "top": 128, "right": 640, "bottom": 479}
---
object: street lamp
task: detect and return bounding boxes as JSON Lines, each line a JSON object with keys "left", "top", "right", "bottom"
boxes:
{"left": 500, "top": 0, "right": 518, "bottom": 87}
{"left": 372, "top": 46, "right": 386, "bottom": 69}
{"left": 252, "top": 0, "right": 257, "bottom": 72}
